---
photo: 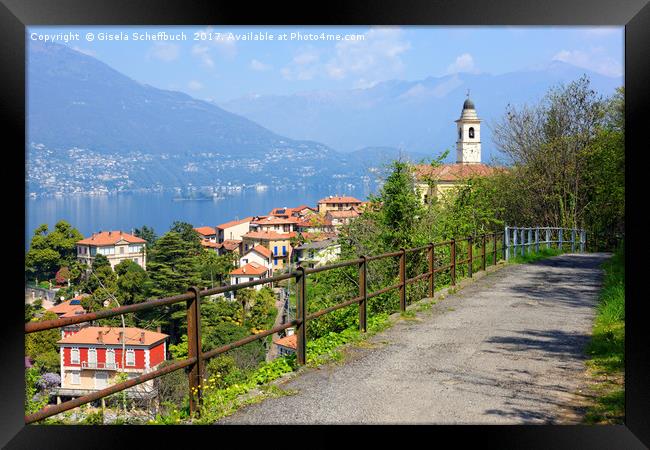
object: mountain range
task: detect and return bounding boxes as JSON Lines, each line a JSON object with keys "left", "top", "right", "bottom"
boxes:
{"left": 26, "top": 41, "right": 622, "bottom": 196}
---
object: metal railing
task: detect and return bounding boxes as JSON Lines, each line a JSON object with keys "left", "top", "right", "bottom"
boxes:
{"left": 504, "top": 226, "right": 586, "bottom": 261}
{"left": 25, "top": 232, "right": 506, "bottom": 424}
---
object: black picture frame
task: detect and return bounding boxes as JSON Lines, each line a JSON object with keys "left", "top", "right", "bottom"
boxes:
{"left": 2, "top": 0, "right": 648, "bottom": 447}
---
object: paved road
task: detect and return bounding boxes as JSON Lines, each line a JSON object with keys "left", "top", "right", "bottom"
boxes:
{"left": 217, "top": 253, "right": 609, "bottom": 424}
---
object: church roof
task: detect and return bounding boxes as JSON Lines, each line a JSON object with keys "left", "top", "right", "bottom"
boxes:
{"left": 463, "top": 98, "right": 475, "bottom": 110}
{"left": 414, "top": 163, "right": 499, "bottom": 182}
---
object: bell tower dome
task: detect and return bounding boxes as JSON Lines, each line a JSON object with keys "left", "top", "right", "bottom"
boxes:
{"left": 455, "top": 90, "right": 482, "bottom": 164}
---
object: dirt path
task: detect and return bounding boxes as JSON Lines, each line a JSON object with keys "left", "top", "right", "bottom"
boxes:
{"left": 217, "top": 253, "right": 609, "bottom": 424}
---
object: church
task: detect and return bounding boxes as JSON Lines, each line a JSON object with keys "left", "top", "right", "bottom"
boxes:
{"left": 414, "top": 94, "right": 497, "bottom": 204}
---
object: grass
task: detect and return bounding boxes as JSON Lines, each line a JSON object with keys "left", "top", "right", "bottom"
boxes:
{"left": 508, "top": 246, "right": 562, "bottom": 264}
{"left": 582, "top": 246, "right": 625, "bottom": 424}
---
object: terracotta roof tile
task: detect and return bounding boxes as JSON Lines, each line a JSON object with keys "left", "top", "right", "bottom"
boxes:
{"left": 48, "top": 297, "right": 87, "bottom": 317}
{"left": 201, "top": 239, "right": 220, "bottom": 248}
{"left": 246, "top": 244, "right": 272, "bottom": 259}
{"left": 327, "top": 210, "right": 360, "bottom": 219}
{"left": 222, "top": 240, "right": 242, "bottom": 251}
{"left": 57, "top": 326, "right": 168, "bottom": 346}
{"left": 414, "top": 163, "right": 499, "bottom": 182}
{"left": 230, "top": 262, "right": 269, "bottom": 276}
{"left": 275, "top": 334, "right": 297, "bottom": 350}
{"left": 194, "top": 226, "right": 217, "bottom": 236}
{"left": 216, "top": 217, "right": 254, "bottom": 230}
{"left": 77, "top": 231, "right": 146, "bottom": 246}
{"left": 318, "top": 196, "right": 362, "bottom": 204}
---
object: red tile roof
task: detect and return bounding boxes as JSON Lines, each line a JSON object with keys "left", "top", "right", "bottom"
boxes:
{"left": 57, "top": 326, "right": 168, "bottom": 346}
{"left": 252, "top": 216, "right": 300, "bottom": 226}
{"left": 216, "top": 217, "right": 254, "bottom": 230}
{"left": 318, "top": 196, "right": 362, "bottom": 204}
{"left": 327, "top": 210, "right": 360, "bottom": 219}
{"left": 222, "top": 240, "right": 242, "bottom": 251}
{"left": 48, "top": 295, "right": 88, "bottom": 317}
{"left": 300, "top": 232, "right": 338, "bottom": 242}
{"left": 230, "top": 262, "right": 269, "bottom": 276}
{"left": 414, "top": 163, "right": 498, "bottom": 182}
{"left": 275, "top": 334, "right": 297, "bottom": 350}
{"left": 77, "top": 231, "right": 146, "bottom": 246}
{"left": 194, "top": 226, "right": 217, "bottom": 236}
{"left": 246, "top": 244, "right": 272, "bottom": 259}
{"left": 297, "top": 215, "right": 333, "bottom": 228}
{"left": 243, "top": 231, "right": 296, "bottom": 240}
{"left": 201, "top": 239, "right": 220, "bottom": 248}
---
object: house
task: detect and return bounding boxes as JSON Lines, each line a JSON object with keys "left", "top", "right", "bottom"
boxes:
{"left": 76, "top": 231, "right": 147, "bottom": 270}
{"left": 56, "top": 326, "right": 168, "bottom": 401}
{"left": 268, "top": 205, "right": 316, "bottom": 219}
{"left": 274, "top": 331, "right": 297, "bottom": 357}
{"left": 296, "top": 214, "right": 334, "bottom": 233}
{"left": 293, "top": 237, "right": 340, "bottom": 268}
{"left": 317, "top": 196, "right": 363, "bottom": 214}
{"left": 413, "top": 95, "right": 498, "bottom": 204}
{"left": 250, "top": 216, "right": 299, "bottom": 234}
{"left": 230, "top": 262, "right": 270, "bottom": 290}
{"left": 239, "top": 245, "right": 273, "bottom": 273}
{"left": 325, "top": 209, "right": 360, "bottom": 227}
{"left": 241, "top": 231, "right": 295, "bottom": 271}
{"left": 216, "top": 217, "right": 254, "bottom": 243}
{"left": 47, "top": 294, "right": 91, "bottom": 338}
{"left": 194, "top": 226, "right": 217, "bottom": 242}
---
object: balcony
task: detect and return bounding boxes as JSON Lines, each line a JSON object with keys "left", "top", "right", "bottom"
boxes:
{"left": 81, "top": 361, "right": 121, "bottom": 370}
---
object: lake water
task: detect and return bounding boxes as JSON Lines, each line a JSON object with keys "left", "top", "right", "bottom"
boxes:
{"left": 25, "top": 186, "right": 376, "bottom": 248}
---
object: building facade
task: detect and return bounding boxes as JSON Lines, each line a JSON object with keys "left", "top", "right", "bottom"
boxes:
{"left": 76, "top": 231, "right": 147, "bottom": 270}
{"left": 56, "top": 327, "right": 168, "bottom": 401}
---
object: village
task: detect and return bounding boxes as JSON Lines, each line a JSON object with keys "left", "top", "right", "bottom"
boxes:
{"left": 26, "top": 97, "right": 497, "bottom": 415}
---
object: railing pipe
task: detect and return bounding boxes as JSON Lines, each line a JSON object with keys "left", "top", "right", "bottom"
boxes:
{"left": 295, "top": 266, "right": 307, "bottom": 365}
{"left": 359, "top": 256, "right": 367, "bottom": 333}
{"left": 450, "top": 239, "right": 456, "bottom": 286}
{"left": 481, "top": 234, "right": 486, "bottom": 271}
{"left": 399, "top": 248, "right": 407, "bottom": 311}
{"left": 428, "top": 243, "right": 435, "bottom": 298}
{"left": 186, "top": 286, "right": 203, "bottom": 417}
{"left": 467, "top": 236, "right": 473, "bottom": 278}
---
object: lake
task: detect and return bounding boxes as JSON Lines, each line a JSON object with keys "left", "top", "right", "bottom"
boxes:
{"left": 25, "top": 186, "right": 377, "bottom": 248}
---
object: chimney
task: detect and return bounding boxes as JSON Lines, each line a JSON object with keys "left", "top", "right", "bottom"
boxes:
{"left": 108, "top": 231, "right": 112, "bottom": 236}
{"left": 156, "top": 325, "right": 161, "bottom": 333}
{"left": 97, "top": 331, "right": 103, "bottom": 343}
{"left": 118, "top": 331, "right": 124, "bottom": 343}
{"left": 139, "top": 331, "right": 145, "bottom": 344}
{"left": 286, "top": 328, "right": 295, "bottom": 336}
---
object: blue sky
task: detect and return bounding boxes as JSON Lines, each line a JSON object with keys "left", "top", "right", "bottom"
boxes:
{"left": 28, "top": 26, "right": 623, "bottom": 102}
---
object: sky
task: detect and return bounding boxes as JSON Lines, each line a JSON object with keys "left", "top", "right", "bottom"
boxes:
{"left": 27, "top": 26, "right": 623, "bottom": 103}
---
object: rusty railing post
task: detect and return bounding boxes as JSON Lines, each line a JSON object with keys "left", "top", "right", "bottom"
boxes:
{"left": 428, "top": 243, "right": 435, "bottom": 298}
{"left": 450, "top": 239, "right": 456, "bottom": 287}
{"left": 359, "top": 256, "right": 367, "bottom": 333}
{"left": 493, "top": 232, "right": 498, "bottom": 265}
{"left": 296, "top": 265, "right": 307, "bottom": 365}
{"left": 481, "top": 234, "right": 486, "bottom": 271}
{"left": 399, "top": 248, "right": 407, "bottom": 312}
{"left": 186, "top": 286, "right": 203, "bottom": 417}
{"left": 467, "top": 236, "right": 473, "bottom": 278}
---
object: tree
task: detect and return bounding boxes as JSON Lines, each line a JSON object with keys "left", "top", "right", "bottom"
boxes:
{"left": 133, "top": 225, "right": 158, "bottom": 249}
{"left": 25, "top": 311, "right": 61, "bottom": 373}
{"left": 197, "top": 250, "right": 236, "bottom": 288}
{"left": 492, "top": 75, "right": 606, "bottom": 229}
{"left": 115, "top": 259, "right": 152, "bottom": 304}
{"left": 170, "top": 221, "right": 202, "bottom": 253}
{"left": 25, "top": 221, "right": 84, "bottom": 282}
{"left": 55, "top": 266, "right": 71, "bottom": 286}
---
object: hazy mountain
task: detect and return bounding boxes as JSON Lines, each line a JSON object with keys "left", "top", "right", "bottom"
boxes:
{"left": 219, "top": 62, "right": 622, "bottom": 161}
{"left": 26, "top": 42, "right": 367, "bottom": 195}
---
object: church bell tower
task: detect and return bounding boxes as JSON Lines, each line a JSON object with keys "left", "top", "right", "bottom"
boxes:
{"left": 455, "top": 91, "right": 481, "bottom": 164}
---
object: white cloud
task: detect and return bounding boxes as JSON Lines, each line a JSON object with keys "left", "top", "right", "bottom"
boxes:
{"left": 149, "top": 42, "right": 180, "bottom": 62}
{"left": 581, "top": 27, "right": 621, "bottom": 38}
{"left": 280, "top": 27, "right": 410, "bottom": 86}
{"left": 192, "top": 44, "right": 215, "bottom": 68}
{"left": 552, "top": 49, "right": 622, "bottom": 77}
{"left": 446, "top": 53, "right": 477, "bottom": 74}
{"left": 250, "top": 59, "right": 272, "bottom": 71}
{"left": 188, "top": 80, "right": 203, "bottom": 91}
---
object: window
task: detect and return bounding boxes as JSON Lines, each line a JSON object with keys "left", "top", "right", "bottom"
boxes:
{"left": 119, "top": 247, "right": 125, "bottom": 254}
{"left": 458, "top": 128, "right": 462, "bottom": 139}
{"left": 249, "top": 277, "right": 254, "bottom": 282}
{"left": 88, "top": 348, "right": 97, "bottom": 367}
{"left": 106, "top": 349, "right": 115, "bottom": 368}
{"left": 70, "top": 371, "right": 80, "bottom": 385}
{"left": 126, "top": 349, "right": 135, "bottom": 366}
{"left": 133, "top": 258, "right": 139, "bottom": 264}
{"left": 469, "top": 127, "right": 475, "bottom": 138}
{"left": 242, "top": 258, "right": 248, "bottom": 264}
{"left": 282, "top": 246, "right": 287, "bottom": 256}
{"left": 274, "top": 246, "right": 278, "bottom": 256}
{"left": 274, "top": 258, "right": 278, "bottom": 266}
{"left": 128, "top": 244, "right": 142, "bottom": 253}
{"left": 71, "top": 347, "right": 80, "bottom": 364}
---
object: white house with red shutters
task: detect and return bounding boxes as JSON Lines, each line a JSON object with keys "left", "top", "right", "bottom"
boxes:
{"left": 55, "top": 326, "right": 168, "bottom": 401}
